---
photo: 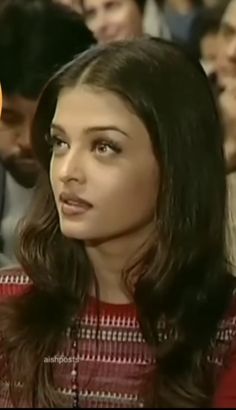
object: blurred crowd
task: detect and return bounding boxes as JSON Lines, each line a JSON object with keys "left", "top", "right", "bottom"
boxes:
{"left": 57, "top": 0, "right": 231, "bottom": 72}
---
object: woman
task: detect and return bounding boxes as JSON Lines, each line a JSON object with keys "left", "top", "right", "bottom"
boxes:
{"left": 0, "top": 37, "right": 236, "bottom": 408}
{"left": 80, "top": 0, "right": 170, "bottom": 44}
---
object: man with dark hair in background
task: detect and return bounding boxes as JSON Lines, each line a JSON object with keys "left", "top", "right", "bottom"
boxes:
{"left": 0, "top": 0, "right": 94, "bottom": 267}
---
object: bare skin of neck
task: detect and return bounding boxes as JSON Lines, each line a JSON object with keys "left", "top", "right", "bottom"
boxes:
{"left": 168, "top": 0, "right": 195, "bottom": 14}
{"left": 85, "top": 222, "right": 154, "bottom": 304}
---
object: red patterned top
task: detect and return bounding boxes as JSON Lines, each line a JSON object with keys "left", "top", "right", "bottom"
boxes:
{"left": 0, "top": 268, "right": 236, "bottom": 408}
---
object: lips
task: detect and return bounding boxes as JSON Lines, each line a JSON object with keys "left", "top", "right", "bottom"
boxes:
{"left": 59, "top": 192, "right": 92, "bottom": 216}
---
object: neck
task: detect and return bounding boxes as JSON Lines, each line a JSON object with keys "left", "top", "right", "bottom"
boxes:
{"left": 168, "top": 0, "right": 195, "bottom": 14}
{"left": 85, "top": 222, "right": 154, "bottom": 304}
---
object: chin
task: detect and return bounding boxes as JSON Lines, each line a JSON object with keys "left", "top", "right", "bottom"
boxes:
{"left": 59, "top": 220, "right": 96, "bottom": 241}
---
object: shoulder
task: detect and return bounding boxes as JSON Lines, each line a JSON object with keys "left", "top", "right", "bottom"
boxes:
{"left": 209, "top": 292, "right": 236, "bottom": 364}
{"left": 212, "top": 321, "right": 236, "bottom": 407}
{"left": 210, "top": 292, "right": 236, "bottom": 407}
{"left": 0, "top": 266, "right": 33, "bottom": 299}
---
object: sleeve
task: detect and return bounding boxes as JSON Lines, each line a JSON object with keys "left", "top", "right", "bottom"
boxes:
{"left": 213, "top": 339, "right": 236, "bottom": 408}
{"left": 0, "top": 268, "right": 32, "bottom": 299}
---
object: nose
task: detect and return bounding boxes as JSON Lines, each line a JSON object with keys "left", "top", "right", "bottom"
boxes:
{"left": 16, "top": 123, "right": 32, "bottom": 153}
{"left": 226, "top": 37, "right": 236, "bottom": 61}
{"left": 59, "top": 150, "right": 86, "bottom": 185}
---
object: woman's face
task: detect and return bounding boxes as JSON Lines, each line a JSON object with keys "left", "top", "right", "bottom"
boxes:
{"left": 82, "top": 0, "right": 143, "bottom": 44}
{"left": 50, "top": 85, "right": 159, "bottom": 243}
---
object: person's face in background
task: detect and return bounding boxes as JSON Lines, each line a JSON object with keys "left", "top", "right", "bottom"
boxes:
{"left": 200, "top": 31, "right": 219, "bottom": 75}
{"left": 216, "top": 0, "right": 236, "bottom": 88}
{"left": 0, "top": 94, "right": 38, "bottom": 188}
{"left": 82, "top": 0, "right": 143, "bottom": 44}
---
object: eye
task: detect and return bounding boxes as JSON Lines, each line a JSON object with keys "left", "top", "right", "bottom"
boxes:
{"left": 92, "top": 138, "right": 122, "bottom": 156}
{"left": 46, "top": 134, "right": 69, "bottom": 155}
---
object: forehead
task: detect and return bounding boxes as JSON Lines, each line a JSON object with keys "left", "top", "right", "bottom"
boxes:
{"left": 222, "top": 0, "right": 236, "bottom": 28}
{"left": 53, "top": 85, "right": 149, "bottom": 137}
{"left": 54, "top": 86, "right": 132, "bottom": 119}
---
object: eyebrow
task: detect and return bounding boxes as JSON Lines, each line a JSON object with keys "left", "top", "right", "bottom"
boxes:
{"left": 50, "top": 123, "right": 66, "bottom": 133}
{"left": 50, "top": 123, "right": 130, "bottom": 138}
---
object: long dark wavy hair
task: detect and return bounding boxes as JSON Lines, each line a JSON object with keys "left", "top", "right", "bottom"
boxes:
{"left": 0, "top": 37, "right": 234, "bottom": 407}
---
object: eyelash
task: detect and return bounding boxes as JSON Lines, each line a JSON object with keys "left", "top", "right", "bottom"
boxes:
{"left": 46, "top": 134, "right": 122, "bottom": 155}
{"left": 92, "top": 137, "right": 122, "bottom": 154}
{"left": 46, "top": 134, "right": 66, "bottom": 151}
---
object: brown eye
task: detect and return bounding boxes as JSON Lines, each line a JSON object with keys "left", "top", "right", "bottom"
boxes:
{"left": 92, "top": 138, "right": 122, "bottom": 156}
{"left": 49, "top": 135, "right": 69, "bottom": 154}
{"left": 96, "top": 142, "right": 112, "bottom": 154}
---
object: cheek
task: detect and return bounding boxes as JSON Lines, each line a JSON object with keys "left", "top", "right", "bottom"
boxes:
{"left": 49, "top": 159, "right": 58, "bottom": 197}
{"left": 0, "top": 128, "right": 16, "bottom": 154}
{"left": 123, "top": 5, "right": 142, "bottom": 29}
{"left": 114, "top": 8, "right": 132, "bottom": 28}
{"left": 96, "top": 163, "right": 159, "bottom": 214}
{"left": 125, "top": 169, "right": 158, "bottom": 211}
{"left": 217, "top": 39, "right": 227, "bottom": 60}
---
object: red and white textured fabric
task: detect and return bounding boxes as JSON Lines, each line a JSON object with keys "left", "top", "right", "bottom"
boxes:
{"left": 0, "top": 268, "right": 236, "bottom": 408}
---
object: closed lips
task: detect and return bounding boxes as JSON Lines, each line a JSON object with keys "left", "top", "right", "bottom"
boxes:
{"left": 59, "top": 193, "right": 92, "bottom": 209}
